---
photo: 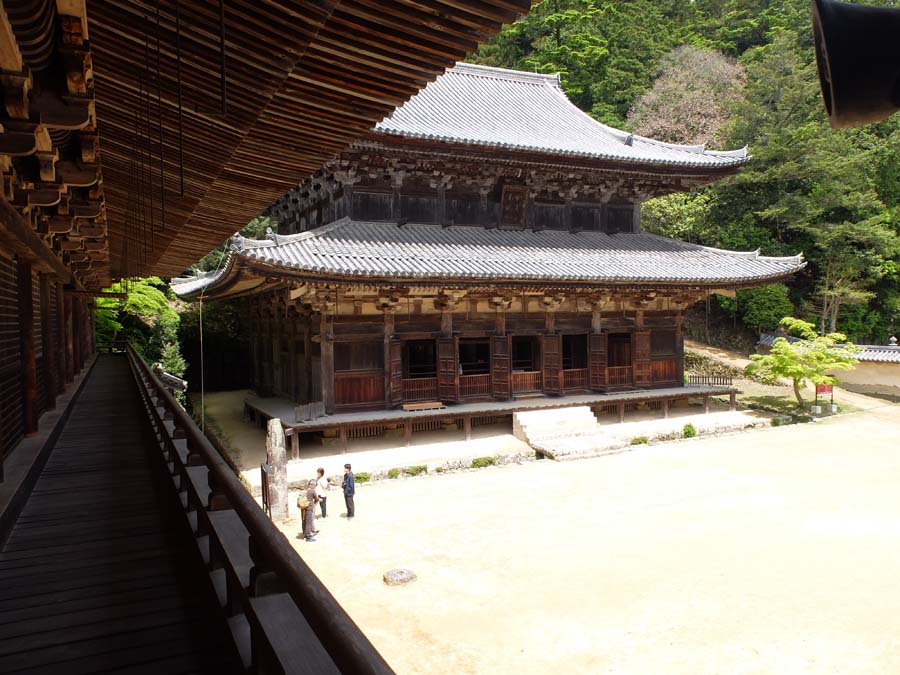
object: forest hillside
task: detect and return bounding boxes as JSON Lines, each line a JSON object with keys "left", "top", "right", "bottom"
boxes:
{"left": 471, "top": 0, "right": 900, "bottom": 345}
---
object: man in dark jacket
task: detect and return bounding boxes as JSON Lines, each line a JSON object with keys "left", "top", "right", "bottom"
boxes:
{"left": 342, "top": 463, "right": 355, "bottom": 519}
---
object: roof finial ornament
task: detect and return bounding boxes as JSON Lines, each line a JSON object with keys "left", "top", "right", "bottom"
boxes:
{"left": 889, "top": 335, "right": 898, "bottom": 346}
{"left": 624, "top": 133, "right": 634, "bottom": 147}
{"left": 266, "top": 226, "right": 278, "bottom": 244}
{"left": 230, "top": 234, "right": 243, "bottom": 251}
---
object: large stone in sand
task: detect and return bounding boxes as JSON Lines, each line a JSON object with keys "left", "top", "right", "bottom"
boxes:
{"left": 383, "top": 568, "right": 417, "bottom": 586}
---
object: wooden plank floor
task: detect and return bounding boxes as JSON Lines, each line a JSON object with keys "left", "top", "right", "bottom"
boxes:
{"left": 0, "top": 355, "right": 242, "bottom": 674}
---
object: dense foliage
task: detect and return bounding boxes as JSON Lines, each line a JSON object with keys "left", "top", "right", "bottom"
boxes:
{"left": 474, "top": 0, "right": 900, "bottom": 343}
{"left": 95, "top": 277, "right": 187, "bottom": 380}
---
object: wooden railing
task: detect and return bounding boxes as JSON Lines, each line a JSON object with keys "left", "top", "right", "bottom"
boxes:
{"left": 511, "top": 370, "right": 542, "bottom": 394}
{"left": 126, "top": 345, "right": 391, "bottom": 675}
{"left": 460, "top": 373, "right": 491, "bottom": 399}
{"left": 563, "top": 368, "right": 588, "bottom": 390}
{"left": 402, "top": 377, "right": 438, "bottom": 402}
{"left": 607, "top": 366, "right": 633, "bottom": 387}
{"left": 687, "top": 374, "right": 733, "bottom": 387}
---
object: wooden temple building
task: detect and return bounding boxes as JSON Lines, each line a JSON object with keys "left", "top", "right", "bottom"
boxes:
{"left": 173, "top": 63, "right": 805, "bottom": 422}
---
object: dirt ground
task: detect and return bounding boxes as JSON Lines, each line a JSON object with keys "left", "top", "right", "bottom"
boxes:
{"left": 287, "top": 400, "right": 900, "bottom": 675}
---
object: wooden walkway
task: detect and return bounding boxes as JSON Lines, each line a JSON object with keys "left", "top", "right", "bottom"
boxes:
{"left": 0, "top": 355, "right": 242, "bottom": 674}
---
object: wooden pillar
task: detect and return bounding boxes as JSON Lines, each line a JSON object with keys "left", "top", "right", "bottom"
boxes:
{"left": 544, "top": 309, "right": 556, "bottom": 334}
{"left": 271, "top": 315, "right": 281, "bottom": 396}
{"left": 440, "top": 308, "right": 452, "bottom": 337}
{"left": 320, "top": 313, "right": 335, "bottom": 414}
{"left": 383, "top": 309, "right": 395, "bottom": 405}
{"left": 704, "top": 396, "right": 710, "bottom": 414}
{"left": 729, "top": 392, "right": 736, "bottom": 411}
{"left": 463, "top": 415, "right": 472, "bottom": 441}
{"left": 495, "top": 306, "right": 506, "bottom": 336}
{"left": 39, "top": 274, "right": 55, "bottom": 410}
{"left": 591, "top": 308, "right": 603, "bottom": 335}
{"left": 662, "top": 399, "right": 669, "bottom": 419}
{"left": 54, "top": 283, "right": 65, "bottom": 393}
{"left": 302, "top": 318, "right": 312, "bottom": 404}
{"left": 288, "top": 313, "right": 297, "bottom": 401}
{"left": 16, "top": 259, "right": 37, "bottom": 435}
{"left": 404, "top": 419, "right": 412, "bottom": 447}
{"left": 73, "top": 297, "right": 82, "bottom": 374}
{"left": 617, "top": 402, "right": 625, "bottom": 423}
{"left": 64, "top": 291, "right": 74, "bottom": 383}
{"left": 675, "top": 312, "right": 685, "bottom": 387}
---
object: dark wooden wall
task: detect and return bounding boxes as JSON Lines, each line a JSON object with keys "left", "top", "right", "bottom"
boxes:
{"left": 0, "top": 251, "right": 95, "bottom": 481}
{"left": 245, "top": 299, "right": 684, "bottom": 413}
{"left": 271, "top": 174, "right": 637, "bottom": 234}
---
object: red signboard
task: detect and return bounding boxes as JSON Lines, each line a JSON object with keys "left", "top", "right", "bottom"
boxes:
{"left": 816, "top": 384, "right": 833, "bottom": 395}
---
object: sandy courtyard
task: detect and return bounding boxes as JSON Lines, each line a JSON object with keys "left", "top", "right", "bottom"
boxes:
{"left": 286, "top": 402, "right": 900, "bottom": 674}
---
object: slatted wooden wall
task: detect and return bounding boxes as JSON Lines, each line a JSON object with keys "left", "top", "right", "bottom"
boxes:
{"left": 32, "top": 272, "right": 47, "bottom": 416}
{"left": 0, "top": 254, "right": 22, "bottom": 460}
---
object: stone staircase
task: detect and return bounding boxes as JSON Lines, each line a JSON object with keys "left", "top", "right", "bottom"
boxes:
{"left": 513, "top": 407, "right": 625, "bottom": 461}
{"left": 514, "top": 407, "right": 770, "bottom": 461}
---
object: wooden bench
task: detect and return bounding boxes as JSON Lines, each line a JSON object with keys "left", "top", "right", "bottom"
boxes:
{"left": 402, "top": 401, "right": 445, "bottom": 411}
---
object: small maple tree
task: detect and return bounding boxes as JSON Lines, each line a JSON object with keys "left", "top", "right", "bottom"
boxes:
{"left": 746, "top": 317, "right": 859, "bottom": 405}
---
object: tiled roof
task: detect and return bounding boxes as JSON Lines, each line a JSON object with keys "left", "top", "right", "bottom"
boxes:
{"left": 172, "top": 219, "right": 804, "bottom": 297}
{"left": 857, "top": 346, "right": 900, "bottom": 363}
{"left": 758, "top": 333, "right": 900, "bottom": 363}
{"left": 169, "top": 261, "right": 233, "bottom": 297}
{"left": 373, "top": 62, "right": 750, "bottom": 169}
{"left": 757, "top": 333, "right": 801, "bottom": 348}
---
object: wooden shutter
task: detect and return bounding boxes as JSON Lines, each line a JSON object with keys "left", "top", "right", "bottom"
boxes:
{"left": 490, "top": 336, "right": 510, "bottom": 400}
{"left": 437, "top": 337, "right": 458, "bottom": 403}
{"left": 389, "top": 339, "right": 403, "bottom": 405}
{"left": 542, "top": 334, "right": 563, "bottom": 396}
{"left": 634, "top": 330, "right": 652, "bottom": 387}
{"left": 589, "top": 333, "right": 608, "bottom": 391}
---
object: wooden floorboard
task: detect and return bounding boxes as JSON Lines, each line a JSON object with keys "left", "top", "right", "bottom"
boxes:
{"left": 0, "top": 355, "right": 241, "bottom": 673}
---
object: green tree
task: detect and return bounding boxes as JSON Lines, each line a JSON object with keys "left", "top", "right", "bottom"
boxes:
{"left": 746, "top": 317, "right": 859, "bottom": 404}
{"left": 738, "top": 283, "right": 794, "bottom": 333}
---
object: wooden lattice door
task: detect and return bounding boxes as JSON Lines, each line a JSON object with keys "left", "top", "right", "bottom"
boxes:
{"left": 634, "top": 330, "right": 652, "bottom": 386}
{"left": 490, "top": 336, "right": 510, "bottom": 400}
{"left": 589, "top": 333, "right": 608, "bottom": 390}
{"left": 389, "top": 339, "right": 403, "bottom": 406}
{"left": 542, "top": 334, "right": 563, "bottom": 396}
{"left": 437, "top": 337, "right": 459, "bottom": 402}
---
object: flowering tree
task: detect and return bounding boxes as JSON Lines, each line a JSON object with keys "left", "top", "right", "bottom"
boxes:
{"left": 746, "top": 317, "right": 859, "bottom": 404}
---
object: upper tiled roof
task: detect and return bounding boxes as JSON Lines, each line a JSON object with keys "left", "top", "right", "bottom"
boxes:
{"left": 172, "top": 219, "right": 804, "bottom": 297}
{"left": 373, "top": 62, "right": 750, "bottom": 169}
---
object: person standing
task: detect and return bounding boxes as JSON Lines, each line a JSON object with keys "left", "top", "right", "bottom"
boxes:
{"left": 304, "top": 479, "right": 319, "bottom": 542}
{"left": 342, "top": 463, "right": 355, "bottom": 519}
{"left": 315, "top": 467, "right": 329, "bottom": 518}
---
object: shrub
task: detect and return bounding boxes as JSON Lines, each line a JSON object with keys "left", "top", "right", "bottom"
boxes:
{"left": 630, "top": 436, "right": 649, "bottom": 445}
{"left": 355, "top": 472, "right": 370, "bottom": 484}
{"left": 387, "top": 468, "right": 400, "bottom": 479}
{"left": 472, "top": 456, "right": 497, "bottom": 469}
{"left": 683, "top": 423, "right": 697, "bottom": 438}
{"left": 435, "top": 466, "right": 445, "bottom": 473}
{"left": 403, "top": 465, "right": 427, "bottom": 476}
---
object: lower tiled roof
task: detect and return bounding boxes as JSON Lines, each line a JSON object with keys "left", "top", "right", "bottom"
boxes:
{"left": 172, "top": 219, "right": 805, "bottom": 297}
{"left": 239, "top": 219, "right": 802, "bottom": 283}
